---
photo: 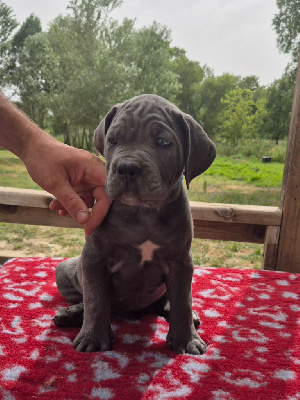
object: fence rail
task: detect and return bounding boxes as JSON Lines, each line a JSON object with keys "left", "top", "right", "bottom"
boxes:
{"left": 0, "top": 186, "right": 282, "bottom": 269}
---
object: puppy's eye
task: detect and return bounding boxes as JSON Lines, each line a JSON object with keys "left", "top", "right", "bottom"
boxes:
{"left": 108, "top": 138, "right": 117, "bottom": 145}
{"left": 157, "top": 138, "right": 170, "bottom": 147}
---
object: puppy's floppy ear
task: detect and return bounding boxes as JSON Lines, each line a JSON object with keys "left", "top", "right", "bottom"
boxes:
{"left": 173, "top": 112, "right": 216, "bottom": 189}
{"left": 94, "top": 105, "right": 119, "bottom": 155}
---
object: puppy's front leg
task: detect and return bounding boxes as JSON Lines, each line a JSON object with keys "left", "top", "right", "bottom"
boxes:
{"left": 73, "top": 250, "right": 112, "bottom": 353}
{"left": 166, "top": 254, "right": 207, "bottom": 355}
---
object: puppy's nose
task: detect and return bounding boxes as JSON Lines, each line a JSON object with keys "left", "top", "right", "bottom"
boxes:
{"left": 117, "top": 162, "right": 142, "bottom": 179}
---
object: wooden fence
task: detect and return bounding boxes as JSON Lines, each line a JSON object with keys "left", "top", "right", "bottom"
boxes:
{"left": 0, "top": 186, "right": 282, "bottom": 270}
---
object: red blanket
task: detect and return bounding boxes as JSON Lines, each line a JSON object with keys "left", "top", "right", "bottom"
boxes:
{"left": 0, "top": 258, "right": 299, "bottom": 399}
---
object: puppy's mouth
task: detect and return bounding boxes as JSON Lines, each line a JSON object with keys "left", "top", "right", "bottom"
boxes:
{"left": 106, "top": 171, "right": 168, "bottom": 208}
{"left": 119, "top": 193, "right": 166, "bottom": 208}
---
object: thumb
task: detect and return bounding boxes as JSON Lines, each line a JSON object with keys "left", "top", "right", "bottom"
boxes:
{"left": 53, "top": 182, "right": 90, "bottom": 225}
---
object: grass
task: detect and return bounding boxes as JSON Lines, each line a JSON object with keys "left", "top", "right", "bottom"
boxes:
{"left": 0, "top": 138, "right": 286, "bottom": 269}
{"left": 187, "top": 157, "right": 283, "bottom": 207}
{"left": 0, "top": 152, "right": 40, "bottom": 189}
{"left": 203, "top": 157, "right": 283, "bottom": 188}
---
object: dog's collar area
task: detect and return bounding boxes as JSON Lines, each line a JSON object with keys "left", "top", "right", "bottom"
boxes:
{"left": 173, "top": 173, "right": 184, "bottom": 190}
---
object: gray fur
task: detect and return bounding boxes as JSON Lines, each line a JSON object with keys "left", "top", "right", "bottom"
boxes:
{"left": 54, "top": 94, "right": 216, "bottom": 355}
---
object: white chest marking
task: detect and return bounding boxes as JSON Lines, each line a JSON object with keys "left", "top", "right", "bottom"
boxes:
{"left": 137, "top": 240, "right": 160, "bottom": 264}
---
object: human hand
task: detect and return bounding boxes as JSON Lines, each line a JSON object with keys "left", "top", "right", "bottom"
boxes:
{"left": 21, "top": 136, "right": 111, "bottom": 235}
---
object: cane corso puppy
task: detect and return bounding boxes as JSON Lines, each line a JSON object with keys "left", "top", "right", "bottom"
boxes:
{"left": 54, "top": 94, "right": 216, "bottom": 355}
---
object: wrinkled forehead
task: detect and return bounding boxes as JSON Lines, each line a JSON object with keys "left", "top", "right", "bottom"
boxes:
{"left": 109, "top": 101, "right": 175, "bottom": 137}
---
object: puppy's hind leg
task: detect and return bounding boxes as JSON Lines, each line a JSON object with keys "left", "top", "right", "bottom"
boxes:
{"left": 151, "top": 293, "right": 201, "bottom": 329}
{"left": 54, "top": 303, "right": 84, "bottom": 327}
{"left": 55, "top": 256, "right": 83, "bottom": 303}
{"left": 54, "top": 256, "right": 84, "bottom": 327}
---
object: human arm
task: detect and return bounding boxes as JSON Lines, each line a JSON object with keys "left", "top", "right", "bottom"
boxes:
{"left": 0, "top": 92, "right": 111, "bottom": 235}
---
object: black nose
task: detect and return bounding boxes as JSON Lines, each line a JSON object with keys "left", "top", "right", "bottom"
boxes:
{"left": 117, "top": 162, "right": 142, "bottom": 179}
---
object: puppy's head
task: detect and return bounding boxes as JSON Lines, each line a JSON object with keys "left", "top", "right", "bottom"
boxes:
{"left": 94, "top": 94, "right": 216, "bottom": 207}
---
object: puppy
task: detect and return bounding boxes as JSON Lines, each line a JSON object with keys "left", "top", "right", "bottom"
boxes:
{"left": 54, "top": 94, "right": 216, "bottom": 355}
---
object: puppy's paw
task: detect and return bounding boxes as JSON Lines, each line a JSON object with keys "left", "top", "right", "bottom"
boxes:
{"left": 185, "top": 337, "right": 207, "bottom": 355}
{"left": 73, "top": 328, "right": 113, "bottom": 353}
{"left": 192, "top": 310, "right": 201, "bottom": 329}
{"left": 167, "top": 331, "right": 207, "bottom": 355}
{"left": 53, "top": 303, "right": 84, "bottom": 328}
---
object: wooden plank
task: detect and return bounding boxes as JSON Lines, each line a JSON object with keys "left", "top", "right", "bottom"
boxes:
{"left": 0, "top": 254, "right": 15, "bottom": 264}
{"left": 0, "top": 187, "right": 282, "bottom": 226}
{"left": 193, "top": 221, "right": 265, "bottom": 243}
{"left": 263, "top": 226, "right": 281, "bottom": 271}
{"left": 276, "top": 60, "right": 300, "bottom": 273}
{"left": 0, "top": 187, "right": 54, "bottom": 208}
{"left": 0, "top": 204, "right": 81, "bottom": 229}
{"left": 0, "top": 202, "right": 266, "bottom": 243}
{"left": 0, "top": 252, "right": 35, "bottom": 265}
{"left": 190, "top": 201, "right": 281, "bottom": 226}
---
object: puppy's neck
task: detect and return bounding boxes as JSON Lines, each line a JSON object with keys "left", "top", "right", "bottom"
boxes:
{"left": 173, "top": 173, "right": 184, "bottom": 190}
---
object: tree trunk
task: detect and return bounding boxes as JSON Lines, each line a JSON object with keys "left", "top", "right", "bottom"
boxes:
{"left": 64, "top": 122, "right": 70, "bottom": 145}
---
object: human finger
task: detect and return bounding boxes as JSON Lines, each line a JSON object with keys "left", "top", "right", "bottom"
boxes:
{"left": 51, "top": 181, "right": 90, "bottom": 225}
{"left": 50, "top": 191, "right": 95, "bottom": 214}
{"left": 84, "top": 186, "right": 112, "bottom": 235}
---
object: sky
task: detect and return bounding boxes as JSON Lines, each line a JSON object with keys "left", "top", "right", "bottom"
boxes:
{"left": 4, "top": 0, "right": 291, "bottom": 85}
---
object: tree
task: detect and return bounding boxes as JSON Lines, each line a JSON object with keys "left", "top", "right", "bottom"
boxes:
{"left": 272, "top": 0, "right": 300, "bottom": 62}
{"left": 170, "top": 47, "right": 207, "bottom": 119}
{"left": 128, "top": 22, "right": 180, "bottom": 102}
{"left": 238, "top": 75, "right": 260, "bottom": 92}
{"left": 8, "top": 14, "right": 42, "bottom": 73}
{"left": 198, "top": 73, "right": 239, "bottom": 138}
{"left": 47, "top": 0, "right": 130, "bottom": 148}
{"left": 0, "top": 1, "right": 18, "bottom": 87}
{"left": 105, "top": 19, "right": 181, "bottom": 102}
{"left": 0, "top": 1, "right": 18, "bottom": 43}
{"left": 219, "top": 88, "right": 257, "bottom": 146}
{"left": 12, "top": 32, "right": 54, "bottom": 127}
{"left": 263, "top": 70, "right": 295, "bottom": 144}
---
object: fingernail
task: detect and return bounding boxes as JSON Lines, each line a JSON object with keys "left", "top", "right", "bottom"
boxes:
{"left": 76, "top": 210, "right": 89, "bottom": 224}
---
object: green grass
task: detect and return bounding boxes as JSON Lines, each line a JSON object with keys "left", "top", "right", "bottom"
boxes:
{"left": 0, "top": 150, "right": 40, "bottom": 189}
{"left": 203, "top": 157, "right": 283, "bottom": 188}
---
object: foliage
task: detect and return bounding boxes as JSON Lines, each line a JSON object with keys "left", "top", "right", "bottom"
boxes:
{"left": 219, "top": 88, "right": 257, "bottom": 145}
{"left": 272, "top": 0, "right": 300, "bottom": 62}
{"left": 0, "top": 1, "right": 17, "bottom": 43}
{"left": 0, "top": 1, "right": 18, "bottom": 85}
{"left": 263, "top": 69, "right": 295, "bottom": 143}
{"left": 5, "top": 14, "right": 42, "bottom": 83}
{"left": 11, "top": 32, "right": 53, "bottom": 127}
{"left": 198, "top": 73, "right": 239, "bottom": 138}
{"left": 170, "top": 47, "right": 207, "bottom": 119}
{"left": 0, "top": 0, "right": 297, "bottom": 150}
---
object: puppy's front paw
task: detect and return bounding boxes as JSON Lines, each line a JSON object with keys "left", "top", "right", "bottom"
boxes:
{"left": 167, "top": 331, "right": 207, "bottom": 355}
{"left": 185, "top": 337, "right": 207, "bottom": 355}
{"left": 73, "top": 328, "right": 113, "bottom": 353}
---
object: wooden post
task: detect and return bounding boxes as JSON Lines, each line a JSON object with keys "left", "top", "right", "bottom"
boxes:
{"left": 263, "top": 226, "right": 281, "bottom": 270}
{"left": 276, "top": 60, "right": 300, "bottom": 273}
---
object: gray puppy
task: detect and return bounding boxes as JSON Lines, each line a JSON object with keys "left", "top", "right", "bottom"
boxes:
{"left": 54, "top": 94, "right": 216, "bottom": 355}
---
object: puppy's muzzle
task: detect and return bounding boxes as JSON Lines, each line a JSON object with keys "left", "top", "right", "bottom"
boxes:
{"left": 116, "top": 161, "right": 142, "bottom": 180}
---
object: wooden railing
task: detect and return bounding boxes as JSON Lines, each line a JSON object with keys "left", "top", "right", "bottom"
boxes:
{"left": 0, "top": 186, "right": 282, "bottom": 270}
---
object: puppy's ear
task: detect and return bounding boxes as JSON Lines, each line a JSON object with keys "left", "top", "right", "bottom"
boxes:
{"left": 174, "top": 112, "right": 216, "bottom": 189}
{"left": 94, "top": 105, "right": 119, "bottom": 155}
